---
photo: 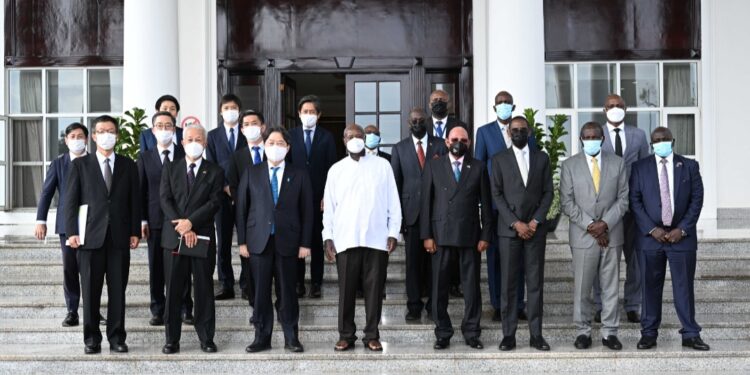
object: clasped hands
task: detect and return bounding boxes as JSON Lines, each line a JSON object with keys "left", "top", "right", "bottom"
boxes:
{"left": 650, "top": 227, "right": 684, "bottom": 244}
{"left": 513, "top": 220, "right": 539, "bottom": 240}
{"left": 587, "top": 220, "right": 609, "bottom": 248}
{"left": 423, "top": 239, "right": 489, "bottom": 254}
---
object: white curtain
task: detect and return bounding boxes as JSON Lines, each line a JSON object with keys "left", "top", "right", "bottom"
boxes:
{"left": 13, "top": 71, "right": 44, "bottom": 207}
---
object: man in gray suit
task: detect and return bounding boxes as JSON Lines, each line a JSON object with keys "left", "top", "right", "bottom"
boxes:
{"left": 593, "top": 94, "right": 651, "bottom": 324}
{"left": 561, "top": 122, "right": 629, "bottom": 350}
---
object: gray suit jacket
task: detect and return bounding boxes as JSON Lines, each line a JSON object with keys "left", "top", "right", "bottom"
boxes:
{"left": 560, "top": 152, "right": 629, "bottom": 249}
{"left": 600, "top": 124, "right": 650, "bottom": 176}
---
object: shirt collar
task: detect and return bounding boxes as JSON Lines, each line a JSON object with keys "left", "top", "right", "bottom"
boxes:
{"left": 268, "top": 161, "right": 285, "bottom": 172}
{"left": 658, "top": 153, "right": 674, "bottom": 164}
{"left": 157, "top": 143, "right": 175, "bottom": 155}
{"left": 432, "top": 116, "right": 448, "bottom": 124}
{"left": 95, "top": 151, "right": 115, "bottom": 165}
{"left": 69, "top": 151, "right": 87, "bottom": 160}
{"left": 585, "top": 152, "right": 601, "bottom": 163}
{"left": 512, "top": 144, "right": 529, "bottom": 154}
{"left": 607, "top": 123, "right": 624, "bottom": 132}
{"left": 497, "top": 119, "right": 509, "bottom": 130}
{"left": 448, "top": 153, "right": 464, "bottom": 164}
{"left": 412, "top": 133, "right": 429, "bottom": 146}
{"left": 185, "top": 157, "right": 202, "bottom": 171}
{"left": 366, "top": 148, "right": 379, "bottom": 156}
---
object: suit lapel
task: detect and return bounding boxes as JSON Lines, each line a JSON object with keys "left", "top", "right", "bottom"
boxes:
{"left": 673, "top": 155, "right": 683, "bottom": 203}
{"left": 186, "top": 159, "right": 209, "bottom": 205}
{"left": 596, "top": 153, "right": 610, "bottom": 198}
{"left": 86, "top": 154, "right": 109, "bottom": 194}
{"left": 442, "top": 156, "right": 459, "bottom": 191}
{"left": 277, "top": 165, "right": 294, "bottom": 203}
{"left": 217, "top": 124, "right": 233, "bottom": 154}
{"left": 526, "top": 148, "right": 538, "bottom": 190}
{"left": 574, "top": 153, "right": 596, "bottom": 196}
{"left": 452, "top": 155, "right": 473, "bottom": 197}
{"left": 491, "top": 122, "right": 508, "bottom": 150}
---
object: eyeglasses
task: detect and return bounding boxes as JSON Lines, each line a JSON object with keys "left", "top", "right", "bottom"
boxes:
{"left": 95, "top": 130, "right": 117, "bottom": 135}
{"left": 266, "top": 141, "right": 288, "bottom": 147}
{"left": 153, "top": 123, "right": 175, "bottom": 130}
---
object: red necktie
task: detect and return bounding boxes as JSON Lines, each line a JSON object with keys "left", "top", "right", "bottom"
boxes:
{"left": 416, "top": 141, "right": 426, "bottom": 169}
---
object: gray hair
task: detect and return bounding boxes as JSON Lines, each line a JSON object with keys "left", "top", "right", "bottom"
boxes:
{"left": 184, "top": 123, "right": 207, "bottom": 139}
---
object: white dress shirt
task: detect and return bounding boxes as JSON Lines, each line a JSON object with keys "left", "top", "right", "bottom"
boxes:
{"left": 95, "top": 151, "right": 115, "bottom": 178}
{"left": 224, "top": 123, "right": 239, "bottom": 148}
{"left": 157, "top": 143, "right": 175, "bottom": 163}
{"left": 412, "top": 133, "right": 429, "bottom": 154}
{"left": 366, "top": 148, "right": 379, "bottom": 157}
{"left": 432, "top": 116, "right": 448, "bottom": 137}
{"left": 322, "top": 154, "right": 402, "bottom": 253}
{"left": 584, "top": 152, "right": 602, "bottom": 177}
{"left": 497, "top": 120, "right": 511, "bottom": 148}
{"left": 268, "top": 161, "right": 285, "bottom": 191}
{"left": 186, "top": 157, "right": 203, "bottom": 174}
{"left": 656, "top": 153, "right": 675, "bottom": 214}
{"left": 512, "top": 144, "right": 530, "bottom": 185}
{"left": 448, "top": 153, "right": 465, "bottom": 170}
{"left": 303, "top": 126, "right": 316, "bottom": 143}
{"left": 249, "top": 143, "right": 265, "bottom": 163}
{"left": 607, "top": 123, "right": 627, "bottom": 154}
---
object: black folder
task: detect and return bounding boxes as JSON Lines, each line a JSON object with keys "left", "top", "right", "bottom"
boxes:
{"left": 178, "top": 235, "right": 210, "bottom": 258}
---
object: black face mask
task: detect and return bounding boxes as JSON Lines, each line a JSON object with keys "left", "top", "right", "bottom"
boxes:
{"left": 410, "top": 120, "right": 427, "bottom": 139}
{"left": 449, "top": 141, "right": 468, "bottom": 158}
{"left": 431, "top": 101, "right": 448, "bottom": 118}
{"left": 511, "top": 131, "right": 529, "bottom": 149}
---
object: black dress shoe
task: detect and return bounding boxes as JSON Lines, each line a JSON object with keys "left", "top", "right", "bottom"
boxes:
{"left": 110, "top": 343, "right": 129, "bottom": 353}
{"left": 465, "top": 337, "right": 484, "bottom": 349}
{"left": 149, "top": 315, "right": 164, "bottom": 326}
{"left": 574, "top": 335, "right": 592, "bottom": 349}
{"left": 637, "top": 336, "right": 657, "bottom": 349}
{"left": 682, "top": 336, "right": 710, "bottom": 351}
{"left": 530, "top": 336, "right": 551, "bottom": 351}
{"left": 594, "top": 310, "right": 602, "bottom": 323}
{"left": 84, "top": 344, "right": 101, "bottom": 354}
{"left": 491, "top": 309, "right": 502, "bottom": 322}
{"left": 246, "top": 341, "right": 272, "bottom": 353}
{"left": 215, "top": 288, "right": 235, "bottom": 300}
{"left": 433, "top": 338, "right": 450, "bottom": 350}
{"left": 405, "top": 311, "right": 421, "bottom": 321}
{"left": 309, "top": 283, "right": 322, "bottom": 298}
{"left": 517, "top": 310, "right": 528, "bottom": 321}
{"left": 449, "top": 285, "right": 463, "bottom": 298}
{"left": 626, "top": 311, "right": 641, "bottom": 323}
{"left": 162, "top": 343, "right": 180, "bottom": 354}
{"left": 602, "top": 335, "right": 623, "bottom": 350}
{"left": 201, "top": 341, "right": 218, "bottom": 353}
{"left": 296, "top": 283, "right": 306, "bottom": 298}
{"left": 62, "top": 312, "right": 79, "bottom": 327}
{"left": 499, "top": 336, "right": 516, "bottom": 351}
{"left": 285, "top": 340, "right": 305, "bottom": 353}
{"left": 182, "top": 313, "right": 194, "bottom": 325}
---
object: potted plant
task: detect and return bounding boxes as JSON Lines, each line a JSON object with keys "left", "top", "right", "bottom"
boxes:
{"left": 524, "top": 109, "right": 568, "bottom": 232}
{"left": 114, "top": 107, "right": 148, "bottom": 160}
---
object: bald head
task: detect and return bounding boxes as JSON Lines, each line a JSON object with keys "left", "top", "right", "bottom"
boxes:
{"left": 650, "top": 126, "right": 673, "bottom": 143}
{"left": 364, "top": 124, "right": 379, "bottom": 135}
{"left": 445, "top": 125, "right": 470, "bottom": 149}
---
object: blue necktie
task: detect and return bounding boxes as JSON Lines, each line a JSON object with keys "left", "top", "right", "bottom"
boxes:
{"left": 252, "top": 146, "right": 262, "bottom": 165}
{"left": 304, "top": 129, "right": 312, "bottom": 158}
{"left": 435, "top": 121, "right": 444, "bottom": 138}
{"left": 270, "top": 167, "right": 279, "bottom": 234}
{"left": 228, "top": 127, "right": 236, "bottom": 150}
{"left": 453, "top": 161, "right": 461, "bottom": 182}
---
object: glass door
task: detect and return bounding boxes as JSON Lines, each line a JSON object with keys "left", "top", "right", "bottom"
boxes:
{"left": 0, "top": 117, "right": 7, "bottom": 210}
{"left": 346, "top": 74, "right": 408, "bottom": 151}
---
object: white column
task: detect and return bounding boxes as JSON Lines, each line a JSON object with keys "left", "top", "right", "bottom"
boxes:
{"left": 698, "top": 0, "right": 718, "bottom": 223}
{"left": 123, "top": 0, "right": 179, "bottom": 117}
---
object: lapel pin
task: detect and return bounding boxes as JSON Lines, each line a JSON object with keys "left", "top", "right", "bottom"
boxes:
{"left": 676, "top": 162, "right": 683, "bottom": 168}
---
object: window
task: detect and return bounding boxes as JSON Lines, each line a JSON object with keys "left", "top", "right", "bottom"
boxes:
{"left": 346, "top": 74, "right": 408, "bottom": 151}
{"left": 4, "top": 67, "right": 123, "bottom": 208}
{"left": 545, "top": 61, "right": 699, "bottom": 158}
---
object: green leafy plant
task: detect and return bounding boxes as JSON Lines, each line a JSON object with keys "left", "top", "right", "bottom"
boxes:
{"left": 523, "top": 108, "right": 569, "bottom": 220}
{"left": 114, "top": 107, "right": 148, "bottom": 160}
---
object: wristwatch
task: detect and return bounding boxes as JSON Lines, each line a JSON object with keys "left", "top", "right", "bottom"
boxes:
{"left": 681, "top": 229, "right": 687, "bottom": 237}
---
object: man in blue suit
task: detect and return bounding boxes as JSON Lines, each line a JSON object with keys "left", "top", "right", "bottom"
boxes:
{"left": 474, "top": 90, "right": 535, "bottom": 322}
{"left": 140, "top": 95, "right": 184, "bottom": 153}
{"left": 35, "top": 122, "right": 89, "bottom": 327}
{"left": 629, "top": 127, "right": 708, "bottom": 351}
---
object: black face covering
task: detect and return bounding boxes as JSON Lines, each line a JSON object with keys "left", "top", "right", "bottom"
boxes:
{"left": 511, "top": 131, "right": 529, "bottom": 149}
{"left": 449, "top": 141, "right": 468, "bottom": 158}
{"left": 431, "top": 101, "right": 448, "bottom": 118}
{"left": 410, "top": 120, "right": 427, "bottom": 139}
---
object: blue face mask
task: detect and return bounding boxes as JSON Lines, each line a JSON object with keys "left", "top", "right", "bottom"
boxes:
{"left": 495, "top": 103, "right": 513, "bottom": 121}
{"left": 653, "top": 141, "right": 673, "bottom": 158}
{"left": 582, "top": 139, "right": 603, "bottom": 156}
{"left": 365, "top": 133, "right": 381, "bottom": 149}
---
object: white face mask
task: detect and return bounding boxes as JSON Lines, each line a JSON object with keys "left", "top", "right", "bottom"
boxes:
{"left": 96, "top": 133, "right": 117, "bottom": 150}
{"left": 184, "top": 142, "right": 205, "bottom": 159}
{"left": 67, "top": 139, "right": 87, "bottom": 155}
{"left": 222, "top": 109, "right": 239, "bottom": 124}
{"left": 154, "top": 130, "right": 174, "bottom": 146}
{"left": 264, "top": 145, "right": 289, "bottom": 163}
{"left": 300, "top": 114, "right": 317, "bottom": 129}
{"left": 242, "top": 126, "right": 262, "bottom": 142}
{"left": 606, "top": 107, "right": 626, "bottom": 123}
{"left": 346, "top": 138, "right": 365, "bottom": 154}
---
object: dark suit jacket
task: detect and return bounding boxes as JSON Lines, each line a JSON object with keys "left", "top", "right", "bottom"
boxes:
{"left": 629, "top": 154, "right": 703, "bottom": 251}
{"left": 206, "top": 124, "right": 248, "bottom": 184}
{"left": 139, "top": 127, "right": 184, "bottom": 153}
{"left": 376, "top": 150, "right": 391, "bottom": 162}
{"left": 490, "top": 147, "right": 554, "bottom": 238}
{"left": 391, "top": 135, "right": 448, "bottom": 227}
{"left": 287, "top": 126, "right": 337, "bottom": 206}
{"left": 420, "top": 154, "right": 493, "bottom": 247}
{"left": 64, "top": 153, "right": 141, "bottom": 249}
{"left": 431, "top": 117, "right": 472, "bottom": 140}
{"left": 474, "top": 120, "right": 537, "bottom": 175}
{"left": 227, "top": 146, "right": 266, "bottom": 199}
{"left": 160, "top": 158, "right": 224, "bottom": 250}
{"left": 37, "top": 153, "right": 75, "bottom": 234}
{"left": 235, "top": 162, "right": 314, "bottom": 257}
{"left": 137, "top": 145, "right": 185, "bottom": 229}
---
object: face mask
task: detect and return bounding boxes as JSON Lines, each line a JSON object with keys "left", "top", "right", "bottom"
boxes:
{"left": 264, "top": 145, "right": 288, "bottom": 163}
{"left": 154, "top": 130, "right": 174, "bottom": 146}
{"left": 652, "top": 141, "right": 673, "bottom": 158}
{"left": 365, "top": 133, "right": 381, "bottom": 149}
{"left": 511, "top": 131, "right": 529, "bottom": 149}
{"left": 67, "top": 139, "right": 87, "bottom": 154}
{"left": 495, "top": 103, "right": 513, "bottom": 121}
{"left": 606, "top": 107, "right": 626, "bottom": 123}
{"left": 431, "top": 101, "right": 448, "bottom": 118}
{"left": 96, "top": 133, "right": 117, "bottom": 150}
{"left": 582, "top": 139, "right": 603, "bottom": 156}
{"left": 300, "top": 114, "right": 317, "bottom": 129}
{"left": 449, "top": 141, "right": 468, "bottom": 158}
{"left": 346, "top": 138, "right": 365, "bottom": 154}
{"left": 242, "top": 126, "right": 262, "bottom": 142}
{"left": 222, "top": 109, "right": 239, "bottom": 124}
{"left": 184, "top": 142, "right": 205, "bottom": 159}
{"left": 410, "top": 120, "right": 427, "bottom": 139}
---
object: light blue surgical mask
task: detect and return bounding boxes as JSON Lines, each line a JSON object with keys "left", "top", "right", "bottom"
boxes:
{"left": 582, "top": 139, "right": 603, "bottom": 156}
{"left": 653, "top": 141, "right": 673, "bottom": 158}
{"left": 365, "top": 133, "right": 381, "bottom": 149}
{"left": 495, "top": 103, "right": 513, "bottom": 121}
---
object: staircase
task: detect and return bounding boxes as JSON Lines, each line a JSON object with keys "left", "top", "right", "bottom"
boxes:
{"left": 1, "top": 226, "right": 749, "bottom": 373}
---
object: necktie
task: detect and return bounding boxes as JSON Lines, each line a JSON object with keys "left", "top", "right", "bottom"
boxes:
{"left": 161, "top": 149, "right": 170, "bottom": 165}
{"left": 660, "top": 159, "right": 673, "bottom": 226}
{"left": 103, "top": 158, "right": 112, "bottom": 193}
{"left": 518, "top": 150, "right": 528, "bottom": 186}
{"left": 187, "top": 163, "right": 196, "bottom": 192}
{"left": 614, "top": 128, "right": 623, "bottom": 157}
{"left": 304, "top": 129, "right": 312, "bottom": 158}
{"left": 252, "top": 146, "right": 262, "bottom": 165}
{"left": 591, "top": 156, "right": 600, "bottom": 193}
{"left": 229, "top": 128, "right": 236, "bottom": 150}
{"left": 270, "top": 167, "right": 280, "bottom": 234}
{"left": 435, "top": 121, "right": 444, "bottom": 138}
{"left": 416, "top": 141, "right": 426, "bottom": 169}
{"left": 453, "top": 161, "right": 461, "bottom": 182}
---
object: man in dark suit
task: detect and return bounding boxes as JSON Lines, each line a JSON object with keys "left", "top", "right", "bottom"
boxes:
{"left": 137, "top": 111, "right": 194, "bottom": 327}
{"left": 287, "top": 95, "right": 338, "bottom": 298}
{"left": 64, "top": 115, "right": 141, "bottom": 354}
{"left": 140, "top": 95, "right": 184, "bottom": 153}
{"left": 206, "top": 94, "right": 248, "bottom": 300}
{"left": 474, "top": 90, "right": 536, "bottom": 322}
{"left": 391, "top": 108, "right": 447, "bottom": 320}
{"left": 491, "top": 116, "right": 553, "bottom": 352}
{"left": 630, "top": 127, "right": 708, "bottom": 351}
{"left": 421, "top": 125, "right": 492, "bottom": 350}
{"left": 364, "top": 125, "right": 391, "bottom": 162}
{"left": 227, "top": 110, "right": 267, "bottom": 302}
{"left": 35, "top": 122, "right": 89, "bottom": 327}
{"left": 236, "top": 127, "right": 313, "bottom": 353}
{"left": 160, "top": 124, "right": 223, "bottom": 354}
